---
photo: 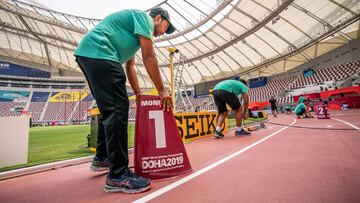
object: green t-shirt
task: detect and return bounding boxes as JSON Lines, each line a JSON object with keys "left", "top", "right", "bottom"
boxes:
{"left": 298, "top": 96, "right": 306, "bottom": 104}
{"left": 74, "top": 10, "right": 154, "bottom": 64}
{"left": 295, "top": 103, "right": 306, "bottom": 115}
{"left": 213, "top": 80, "right": 248, "bottom": 95}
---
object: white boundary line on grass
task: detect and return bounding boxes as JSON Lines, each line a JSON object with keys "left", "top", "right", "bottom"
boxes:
{"left": 132, "top": 118, "right": 297, "bottom": 203}
{"left": 0, "top": 155, "right": 94, "bottom": 181}
{"left": 0, "top": 148, "right": 135, "bottom": 181}
{"left": 331, "top": 118, "right": 360, "bottom": 130}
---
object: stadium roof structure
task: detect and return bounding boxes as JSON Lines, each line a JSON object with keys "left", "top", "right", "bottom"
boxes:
{"left": 0, "top": 0, "right": 359, "bottom": 88}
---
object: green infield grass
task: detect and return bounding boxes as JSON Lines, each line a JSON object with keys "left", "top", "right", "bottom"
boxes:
{"left": 0, "top": 123, "right": 135, "bottom": 172}
{"left": 0, "top": 117, "right": 264, "bottom": 172}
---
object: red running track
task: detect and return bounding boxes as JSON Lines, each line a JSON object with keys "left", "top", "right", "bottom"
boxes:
{"left": 1, "top": 110, "right": 359, "bottom": 203}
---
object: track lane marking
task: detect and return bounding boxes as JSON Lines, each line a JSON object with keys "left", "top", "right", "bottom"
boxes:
{"left": 132, "top": 118, "right": 297, "bottom": 203}
{"left": 331, "top": 118, "right": 360, "bottom": 130}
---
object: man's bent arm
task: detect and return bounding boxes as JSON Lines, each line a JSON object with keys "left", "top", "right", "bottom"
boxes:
{"left": 139, "top": 36, "right": 166, "bottom": 93}
{"left": 139, "top": 35, "right": 172, "bottom": 110}
{"left": 242, "top": 93, "right": 250, "bottom": 116}
{"left": 125, "top": 57, "right": 141, "bottom": 96}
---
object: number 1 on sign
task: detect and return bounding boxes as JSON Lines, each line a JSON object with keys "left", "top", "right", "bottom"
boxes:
{"left": 149, "top": 110, "right": 166, "bottom": 148}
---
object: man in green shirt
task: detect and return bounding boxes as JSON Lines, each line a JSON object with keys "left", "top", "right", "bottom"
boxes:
{"left": 298, "top": 94, "right": 306, "bottom": 104}
{"left": 295, "top": 99, "right": 313, "bottom": 119}
{"left": 212, "top": 79, "right": 251, "bottom": 137}
{"left": 75, "top": 7, "right": 175, "bottom": 193}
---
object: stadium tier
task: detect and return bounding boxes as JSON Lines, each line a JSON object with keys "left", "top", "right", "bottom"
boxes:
{"left": 290, "top": 61, "right": 360, "bottom": 89}
{"left": 70, "top": 94, "right": 95, "bottom": 123}
{"left": 248, "top": 60, "right": 360, "bottom": 104}
{"left": 0, "top": 102, "right": 26, "bottom": 117}
{"left": 248, "top": 75, "right": 298, "bottom": 103}
{"left": 0, "top": 89, "right": 94, "bottom": 124}
{"left": 0, "top": 60, "right": 360, "bottom": 123}
{"left": 28, "top": 102, "right": 46, "bottom": 122}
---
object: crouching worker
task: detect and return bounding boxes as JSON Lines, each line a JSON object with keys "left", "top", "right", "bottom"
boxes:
{"left": 295, "top": 99, "right": 313, "bottom": 119}
{"left": 213, "top": 79, "right": 251, "bottom": 138}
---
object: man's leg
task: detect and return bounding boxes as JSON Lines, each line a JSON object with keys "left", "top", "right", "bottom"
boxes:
{"left": 298, "top": 109, "right": 305, "bottom": 119}
{"left": 272, "top": 109, "right": 276, "bottom": 117}
{"left": 219, "top": 92, "right": 250, "bottom": 137}
{"left": 99, "top": 60, "right": 151, "bottom": 193}
{"left": 214, "top": 112, "right": 227, "bottom": 138}
{"left": 235, "top": 107, "right": 243, "bottom": 127}
{"left": 273, "top": 107, "right": 278, "bottom": 117}
{"left": 77, "top": 57, "right": 150, "bottom": 193}
{"left": 77, "top": 57, "right": 124, "bottom": 171}
{"left": 89, "top": 118, "right": 109, "bottom": 171}
{"left": 96, "top": 117, "right": 107, "bottom": 159}
{"left": 217, "top": 111, "right": 228, "bottom": 128}
{"left": 234, "top": 107, "right": 251, "bottom": 136}
{"left": 77, "top": 57, "right": 108, "bottom": 170}
{"left": 213, "top": 90, "right": 227, "bottom": 138}
{"left": 102, "top": 59, "right": 129, "bottom": 178}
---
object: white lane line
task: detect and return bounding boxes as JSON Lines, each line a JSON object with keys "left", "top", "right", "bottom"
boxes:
{"left": 132, "top": 118, "right": 297, "bottom": 203}
{"left": 331, "top": 118, "right": 360, "bottom": 130}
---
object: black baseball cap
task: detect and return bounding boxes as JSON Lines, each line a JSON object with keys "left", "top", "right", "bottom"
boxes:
{"left": 149, "top": 7, "right": 176, "bottom": 34}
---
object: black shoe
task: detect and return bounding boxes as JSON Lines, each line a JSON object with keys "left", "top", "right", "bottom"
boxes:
{"left": 90, "top": 157, "right": 110, "bottom": 172}
{"left": 235, "top": 129, "right": 251, "bottom": 137}
{"left": 214, "top": 130, "right": 225, "bottom": 138}
{"left": 104, "top": 168, "right": 151, "bottom": 193}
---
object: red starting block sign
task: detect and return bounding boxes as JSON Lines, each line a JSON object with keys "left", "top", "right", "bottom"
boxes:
{"left": 316, "top": 104, "right": 330, "bottom": 119}
{"left": 134, "top": 95, "right": 192, "bottom": 180}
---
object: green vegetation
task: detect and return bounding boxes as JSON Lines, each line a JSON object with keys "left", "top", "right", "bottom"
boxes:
{"left": 0, "top": 124, "right": 135, "bottom": 172}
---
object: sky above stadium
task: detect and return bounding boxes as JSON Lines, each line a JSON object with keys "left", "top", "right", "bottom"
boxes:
{"left": 35, "top": 0, "right": 163, "bottom": 19}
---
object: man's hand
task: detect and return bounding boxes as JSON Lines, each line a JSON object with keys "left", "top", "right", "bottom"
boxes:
{"left": 134, "top": 91, "right": 142, "bottom": 100}
{"left": 159, "top": 90, "right": 172, "bottom": 111}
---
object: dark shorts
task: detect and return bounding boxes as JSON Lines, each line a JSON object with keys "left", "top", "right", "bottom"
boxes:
{"left": 296, "top": 109, "right": 306, "bottom": 116}
{"left": 271, "top": 105, "right": 277, "bottom": 111}
{"left": 213, "top": 90, "right": 241, "bottom": 114}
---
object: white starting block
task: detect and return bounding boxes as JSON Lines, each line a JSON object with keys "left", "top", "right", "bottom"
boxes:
{"left": 316, "top": 104, "right": 330, "bottom": 119}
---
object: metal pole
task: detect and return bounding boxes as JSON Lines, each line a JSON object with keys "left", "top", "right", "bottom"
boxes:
{"left": 64, "top": 92, "right": 67, "bottom": 125}
{"left": 170, "top": 53, "right": 175, "bottom": 109}
{"left": 78, "top": 90, "right": 81, "bottom": 124}
{"left": 167, "top": 47, "right": 179, "bottom": 110}
{"left": 86, "top": 92, "right": 89, "bottom": 122}
{"left": 72, "top": 91, "right": 74, "bottom": 124}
